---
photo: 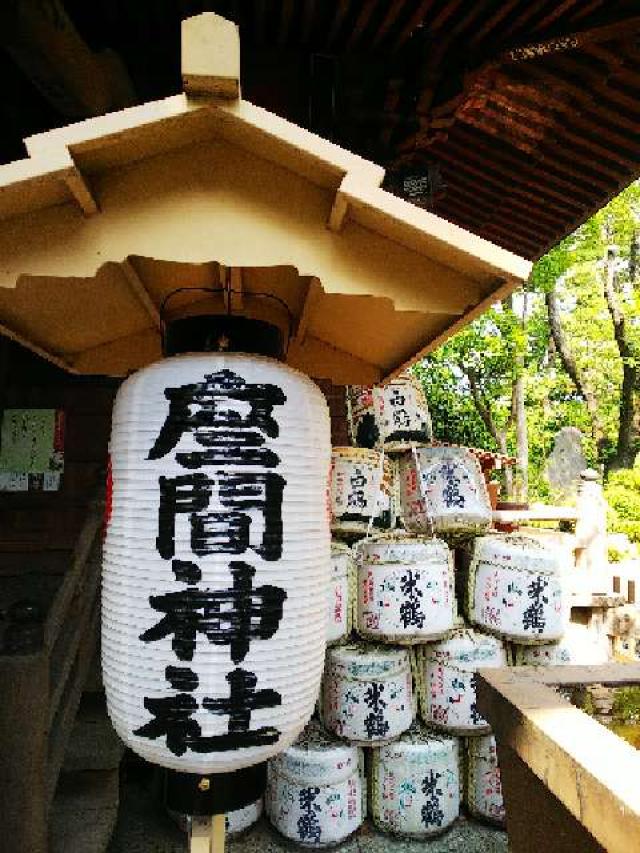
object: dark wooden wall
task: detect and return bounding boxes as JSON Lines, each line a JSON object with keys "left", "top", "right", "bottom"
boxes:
{"left": 0, "top": 340, "right": 118, "bottom": 580}
{"left": 0, "top": 342, "right": 348, "bottom": 584}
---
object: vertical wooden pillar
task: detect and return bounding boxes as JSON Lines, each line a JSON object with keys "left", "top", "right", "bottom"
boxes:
{"left": 496, "top": 744, "right": 605, "bottom": 853}
{"left": 0, "top": 653, "right": 49, "bottom": 853}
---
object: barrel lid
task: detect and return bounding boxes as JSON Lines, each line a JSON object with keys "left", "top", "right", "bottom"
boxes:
{"left": 424, "top": 627, "right": 506, "bottom": 668}
{"left": 331, "top": 541, "right": 353, "bottom": 557}
{"left": 357, "top": 534, "right": 449, "bottom": 564}
{"left": 270, "top": 720, "right": 359, "bottom": 783}
{"left": 413, "top": 445, "right": 480, "bottom": 465}
{"left": 377, "top": 721, "right": 458, "bottom": 761}
{"left": 328, "top": 641, "right": 410, "bottom": 679}
{"left": 332, "top": 446, "right": 383, "bottom": 465}
{"left": 472, "top": 533, "right": 560, "bottom": 574}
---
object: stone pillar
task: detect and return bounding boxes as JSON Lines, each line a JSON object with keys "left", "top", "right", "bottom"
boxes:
{"left": 575, "top": 469, "right": 609, "bottom": 591}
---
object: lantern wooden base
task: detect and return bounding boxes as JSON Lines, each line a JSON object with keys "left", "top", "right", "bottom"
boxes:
{"left": 190, "top": 815, "right": 226, "bottom": 852}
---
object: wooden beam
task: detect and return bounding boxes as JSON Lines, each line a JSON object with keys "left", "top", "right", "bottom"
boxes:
{"left": 181, "top": 13, "right": 240, "bottom": 99}
{"left": 372, "top": 0, "right": 408, "bottom": 48}
{"left": 477, "top": 664, "right": 640, "bottom": 853}
{"left": 327, "top": 0, "right": 351, "bottom": 47}
{"left": 502, "top": 15, "right": 640, "bottom": 63}
{"left": 385, "top": 274, "right": 522, "bottom": 381}
{"left": 294, "top": 277, "right": 323, "bottom": 343}
{"left": 0, "top": 321, "right": 75, "bottom": 374}
{"left": 346, "top": 1, "right": 380, "bottom": 49}
{"left": 120, "top": 259, "right": 161, "bottom": 329}
{"left": 228, "top": 266, "right": 243, "bottom": 312}
{"left": 327, "top": 191, "right": 349, "bottom": 232}
{"left": 63, "top": 168, "right": 99, "bottom": 216}
{"left": 0, "top": 0, "right": 135, "bottom": 119}
{"left": 391, "top": 0, "right": 438, "bottom": 52}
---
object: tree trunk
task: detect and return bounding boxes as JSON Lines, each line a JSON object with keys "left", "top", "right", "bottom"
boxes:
{"left": 514, "top": 370, "right": 528, "bottom": 501}
{"left": 464, "top": 366, "right": 514, "bottom": 497}
{"left": 545, "top": 284, "right": 604, "bottom": 448}
{"left": 602, "top": 241, "right": 638, "bottom": 470}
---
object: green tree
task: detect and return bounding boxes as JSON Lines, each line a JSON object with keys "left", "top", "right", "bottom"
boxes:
{"left": 416, "top": 179, "right": 640, "bottom": 501}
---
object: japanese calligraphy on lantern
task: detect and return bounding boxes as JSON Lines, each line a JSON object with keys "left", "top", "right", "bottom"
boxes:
{"left": 102, "top": 354, "right": 331, "bottom": 774}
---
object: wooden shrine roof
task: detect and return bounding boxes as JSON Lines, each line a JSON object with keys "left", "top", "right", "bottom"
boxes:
{"left": 30, "top": 0, "right": 640, "bottom": 262}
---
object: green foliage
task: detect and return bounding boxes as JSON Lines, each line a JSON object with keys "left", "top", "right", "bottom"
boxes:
{"left": 613, "top": 687, "right": 640, "bottom": 724}
{"left": 605, "top": 461, "right": 640, "bottom": 544}
{"left": 415, "top": 179, "right": 640, "bottom": 508}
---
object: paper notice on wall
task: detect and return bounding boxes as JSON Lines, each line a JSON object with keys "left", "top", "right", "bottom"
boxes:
{"left": 0, "top": 409, "right": 65, "bottom": 491}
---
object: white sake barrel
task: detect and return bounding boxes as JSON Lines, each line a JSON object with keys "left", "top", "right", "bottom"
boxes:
{"left": 419, "top": 628, "right": 506, "bottom": 734}
{"left": 347, "top": 377, "right": 432, "bottom": 453}
{"left": 330, "top": 447, "right": 393, "bottom": 538}
{"left": 103, "top": 353, "right": 331, "bottom": 774}
{"left": 466, "top": 734, "right": 505, "bottom": 826}
{"left": 370, "top": 723, "right": 460, "bottom": 838}
{"left": 468, "top": 534, "right": 565, "bottom": 644}
{"left": 266, "top": 721, "right": 365, "bottom": 847}
{"left": 169, "top": 798, "right": 263, "bottom": 835}
{"left": 323, "top": 642, "right": 414, "bottom": 745}
{"left": 399, "top": 446, "right": 492, "bottom": 537}
{"left": 513, "top": 622, "right": 609, "bottom": 666}
{"left": 327, "top": 543, "right": 354, "bottom": 645}
{"left": 356, "top": 536, "right": 455, "bottom": 643}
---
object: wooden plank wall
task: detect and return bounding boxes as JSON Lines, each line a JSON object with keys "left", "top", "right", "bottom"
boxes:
{"left": 0, "top": 339, "right": 118, "bottom": 580}
{"left": 0, "top": 342, "right": 349, "bottom": 582}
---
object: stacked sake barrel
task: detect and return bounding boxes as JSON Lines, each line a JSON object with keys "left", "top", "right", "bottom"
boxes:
{"left": 265, "top": 376, "right": 569, "bottom": 845}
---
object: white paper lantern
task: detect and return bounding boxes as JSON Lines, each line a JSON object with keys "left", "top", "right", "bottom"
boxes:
{"left": 356, "top": 536, "right": 456, "bottom": 643}
{"left": 102, "top": 353, "right": 331, "bottom": 774}
{"left": 323, "top": 642, "right": 414, "bottom": 744}
{"left": 466, "top": 734, "right": 505, "bottom": 826}
{"left": 467, "top": 534, "right": 565, "bottom": 644}
{"left": 370, "top": 723, "right": 460, "bottom": 838}
{"left": 266, "top": 721, "right": 365, "bottom": 847}
{"left": 347, "top": 377, "right": 432, "bottom": 453}
{"left": 418, "top": 628, "right": 506, "bottom": 734}
{"left": 327, "top": 543, "right": 355, "bottom": 645}
{"left": 329, "top": 447, "right": 393, "bottom": 538}
{"left": 399, "top": 446, "right": 492, "bottom": 537}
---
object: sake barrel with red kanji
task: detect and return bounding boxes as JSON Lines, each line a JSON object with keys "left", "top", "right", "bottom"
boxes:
{"left": 417, "top": 628, "right": 506, "bottom": 735}
{"left": 467, "top": 534, "right": 565, "bottom": 644}
{"left": 347, "top": 376, "right": 432, "bottom": 453}
{"left": 266, "top": 720, "right": 365, "bottom": 847}
{"left": 102, "top": 353, "right": 331, "bottom": 774}
{"left": 465, "top": 734, "right": 505, "bottom": 826}
{"left": 370, "top": 723, "right": 460, "bottom": 838}
{"left": 398, "top": 446, "right": 492, "bottom": 537}
{"left": 355, "top": 536, "right": 455, "bottom": 644}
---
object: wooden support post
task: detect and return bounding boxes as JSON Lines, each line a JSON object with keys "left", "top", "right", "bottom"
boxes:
{"left": 189, "top": 815, "right": 226, "bottom": 852}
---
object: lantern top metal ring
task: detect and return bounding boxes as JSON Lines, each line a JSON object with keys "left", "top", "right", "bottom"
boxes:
{"left": 159, "top": 286, "right": 295, "bottom": 360}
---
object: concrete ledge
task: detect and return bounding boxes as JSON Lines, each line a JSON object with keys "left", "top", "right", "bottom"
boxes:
{"left": 477, "top": 663, "right": 640, "bottom": 853}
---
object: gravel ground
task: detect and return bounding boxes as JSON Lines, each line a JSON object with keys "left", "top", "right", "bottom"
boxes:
{"left": 107, "top": 773, "right": 508, "bottom": 853}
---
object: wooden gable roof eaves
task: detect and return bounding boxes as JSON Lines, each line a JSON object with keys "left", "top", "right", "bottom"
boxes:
{"left": 0, "top": 91, "right": 531, "bottom": 286}
{"left": 0, "top": 15, "right": 531, "bottom": 383}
